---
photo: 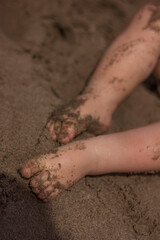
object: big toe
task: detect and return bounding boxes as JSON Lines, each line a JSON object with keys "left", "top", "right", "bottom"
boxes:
{"left": 20, "top": 167, "right": 32, "bottom": 179}
{"left": 20, "top": 157, "right": 45, "bottom": 178}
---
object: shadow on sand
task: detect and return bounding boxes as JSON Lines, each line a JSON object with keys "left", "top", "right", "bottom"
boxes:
{"left": 0, "top": 173, "right": 68, "bottom": 240}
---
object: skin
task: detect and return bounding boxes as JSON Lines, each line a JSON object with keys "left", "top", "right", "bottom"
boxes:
{"left": 21, "top": 122, "right": 160, "bottom": 202}
{"left": 153, "top": 58, "right": 160, "bottom": 93}
{"left": 48, "top": 3, "right": 160, "bottom": 144}
{"left": 20, "top": 3, "right": 160, "bottom": 202}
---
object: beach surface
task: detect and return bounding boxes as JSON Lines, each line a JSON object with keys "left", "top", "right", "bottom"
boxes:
{"left": 1, "top": 0, "right": 160, "bottom": 239}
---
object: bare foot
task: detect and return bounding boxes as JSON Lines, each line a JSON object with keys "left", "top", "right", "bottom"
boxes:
{"left": 20, "top": 140, "right": 94, "bottom": 202}
{"left": 47, "top": 91, "right": 112, "bottom": 143}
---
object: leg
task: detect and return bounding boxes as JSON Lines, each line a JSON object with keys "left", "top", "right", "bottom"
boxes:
{"left": 21, "top": 122, "right": 160, "bottom": 202}
{"left": 153, "top": 58, "right": 160, "bottom": 94}
{"left": 48, "top": 3, "right": 160, "bottom": 143}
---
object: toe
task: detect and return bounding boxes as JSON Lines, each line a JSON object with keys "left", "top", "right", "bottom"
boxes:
{"left": 37, "top": 192, "right": 47, "bottom": 200}
{"left": 32, "top": 187, "right": 40, "bottom": 194}
{"left": 20, "top": 163, "right": 41, "bottom": 179}
{"left": 20, "top": 155, "right": 46, "bottom": 178}
{"left": 43, "top": 189, "right": 60, "bottom": 202}
{"left": 47, "top": 120, "right": 57, "bottom": 141}
{"left": 47, "top": 120, "right": 52, "bottom": 129}
{"left": 54, "top": 120, "right": 62, "bottom": 137}
{"left": 38, "top": 184, "right": 54, "bottom": 200}
{"left": 30, "top": 178, "right": 39, "bottom": 188}
{"left": 58, "top": 123, "right": 75, "bottom": 143}
{"left": 20, "top": 167, "right": 32, "bottom": 179}
{"left": 31, "top": 180, "right": 51, "bottom": 196}
{"left": 50, "top": 124, "right": 57, "bottom": 141}
{"left": 30, "top": 170, "right": 51, "bottom": 189}
{"left": 29, "top": 170, "right": 53, "bottom": 199}
{"left": 43, "top": 185, "right": 54, "bottom": 197}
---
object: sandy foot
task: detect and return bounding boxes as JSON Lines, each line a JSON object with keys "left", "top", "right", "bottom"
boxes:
{"left": 20, "top": 140, "right": 93, "bottom": 202}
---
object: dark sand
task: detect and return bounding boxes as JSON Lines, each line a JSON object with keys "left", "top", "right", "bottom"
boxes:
{"left": 1, "top": 0, "right": 160, "bottom": 239}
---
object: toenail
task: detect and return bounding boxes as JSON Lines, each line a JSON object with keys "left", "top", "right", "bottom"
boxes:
{"left": 21, "top": 167, "right": 31, "bottom": 178}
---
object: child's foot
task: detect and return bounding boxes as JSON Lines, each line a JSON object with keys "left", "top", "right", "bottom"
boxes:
{"left": 20, "top": 140, "right": 96, "bottom": 202}
{"left": 47, "top": 90, "right": 113, "bottom": 143}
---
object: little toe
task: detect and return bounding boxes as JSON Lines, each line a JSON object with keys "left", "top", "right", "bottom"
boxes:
{"left": 41, "top": 180, "right": 51, "bottom": 189}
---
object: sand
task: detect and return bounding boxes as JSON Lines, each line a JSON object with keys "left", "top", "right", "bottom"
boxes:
{"left": 1, "top": 0, "right": 160, "bottom": 239}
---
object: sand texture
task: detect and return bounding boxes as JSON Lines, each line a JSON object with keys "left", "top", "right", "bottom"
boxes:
{"left": 1, "top": 0, "right": 160, "bottom": 239}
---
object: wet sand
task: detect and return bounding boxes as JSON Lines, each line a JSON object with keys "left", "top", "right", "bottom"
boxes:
{"left": 1, "top": 0, "right": 160, "bottom": 239}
